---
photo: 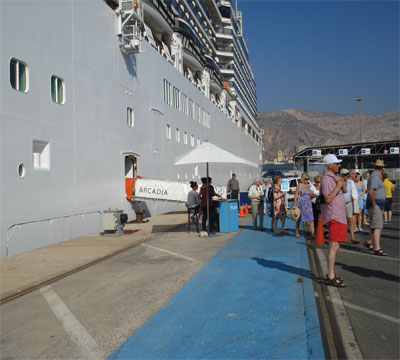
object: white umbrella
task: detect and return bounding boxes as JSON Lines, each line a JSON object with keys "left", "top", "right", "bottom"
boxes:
{"left": 174, "top": 142, "right": 247, "bottom": 234}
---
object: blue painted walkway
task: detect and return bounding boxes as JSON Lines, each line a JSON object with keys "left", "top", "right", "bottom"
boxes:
{"left": 109, "top": 220, "right": 324, "bottom": 359}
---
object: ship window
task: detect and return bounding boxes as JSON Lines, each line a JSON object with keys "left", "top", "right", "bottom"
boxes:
{"left": 173, "top": 87, "right": 180, "bottom": 110}
{"left": 51, "top": 75, "right": 64, "bottom": 104}
{"left": 175, "top": 128, "right": 180, "bottom": 142}
{"left": 33, "top": 140, "right": 50, "bottom": 170}
{"left": 206, "top": 112, "right": 210, "bottom": 128}
{"left": 166, "top": 124, "right": 171, "bottom": 139}
{"left": 189, "top": 99, "right": 194, "bottom": 120}
{"left": 10, "top": 58, "right": 28, "bottom": 92}
{"left": 194, "top": 104, "right": 199, "bottom": 122}
{"left": 183, "top": 132, "right": 188, "bottom": 145}
{"left": 163, "top": 79, "right": 171, "bottom": 105}
{"left": 18, "top": 163, "right": 26, "bottom": 178}
{"left": 190, "top": 135, "right": 195, "bottom": 147}
{"left": 127, "top": 107, "right": 134, "bottom": 127}
{"left": 197, "top": 137, "right": 201, "bottom": 146}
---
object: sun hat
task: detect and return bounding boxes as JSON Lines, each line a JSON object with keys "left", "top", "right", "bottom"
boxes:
{"left": 291, "top": 206, "right": 301, "bottom": 221}
{"left": 323, "top": 154, "right": 342, "bottom": 165}
{"left": 372, "top": 159, "right": 386, "bottom": 167}
{"left": 340, "top": 168, "right": 349, "bottom": 175}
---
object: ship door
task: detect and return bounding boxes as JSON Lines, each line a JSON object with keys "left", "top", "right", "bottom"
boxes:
{"left": 124, "top": 155, "right": 137, "bottom": 201}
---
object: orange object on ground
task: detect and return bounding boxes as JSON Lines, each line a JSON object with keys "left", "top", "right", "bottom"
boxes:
{"left": 315, "top": 214, "right": 325, "bottom": 245}
{"left": 244, "top": 203, "right": 249, "bottom": 214}
{"left": 239, "top": 206, "right": 244, "bottom": 217}
{"left": 125, "top": 178, "right": 134, "bottom": 201}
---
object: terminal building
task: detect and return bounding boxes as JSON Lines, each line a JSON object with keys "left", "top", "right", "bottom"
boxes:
{"left": 293, "top": 140, "right": 400, "bottom": 180}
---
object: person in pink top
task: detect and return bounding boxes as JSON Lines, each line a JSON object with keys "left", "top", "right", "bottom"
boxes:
{"left": 320, "top": 154, "right": 348, "bottom": 287}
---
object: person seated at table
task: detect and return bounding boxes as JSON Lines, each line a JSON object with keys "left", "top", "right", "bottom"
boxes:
{"left": 187, "top": 181, "right": 201, "bottom": 222}
{"left": 200, "top": 177, "right": 222, "bottom": 233}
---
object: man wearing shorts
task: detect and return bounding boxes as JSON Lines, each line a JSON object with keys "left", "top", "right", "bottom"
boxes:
{"left": 365, "top": 160, "right": 388, "bottom": 256}
{"left": 340, "top": 168, "right": 358, "bottom": 243}
{"left": 321, "top": 154, "right": 348, "bottom": 287}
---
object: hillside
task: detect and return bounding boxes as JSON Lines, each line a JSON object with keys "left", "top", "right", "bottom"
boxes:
{"left": 256, "top": 109, "right": 400, "bottom": 161}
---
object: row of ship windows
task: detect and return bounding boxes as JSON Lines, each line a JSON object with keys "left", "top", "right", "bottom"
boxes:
{"left": 126, "top": 109, "right": 201, "bottom": 147}
{"left": 163, "top": 79, "right": 211, "bottom": 129}
{"left": 10, "top": 58, "right": 65, "bottom": 104}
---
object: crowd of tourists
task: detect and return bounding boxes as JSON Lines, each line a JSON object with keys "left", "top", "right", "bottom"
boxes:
{"left": 187, "top": 157, "right": 395, "bottom": 287}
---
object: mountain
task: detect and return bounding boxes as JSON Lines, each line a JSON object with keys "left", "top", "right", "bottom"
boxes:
{"left": 256, "top": 109, "right": 400, "bottom": 161}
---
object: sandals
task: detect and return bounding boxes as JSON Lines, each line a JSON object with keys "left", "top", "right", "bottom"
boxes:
{"left": 363, "top": 241, "right": 374, "bottom": 251}
{"left": 326, "top": 275, "right": 346, "bottom": 288}
{"left": 326, "top": 274, "right": 344, "bottom": 283}
{"left": 374, "top": 249, "right": 388, "bottom": 256}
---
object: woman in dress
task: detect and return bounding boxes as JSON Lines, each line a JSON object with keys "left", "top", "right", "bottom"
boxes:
{"left": 272, "top": 176, "right": 287, "bottom": 233}
{"left": 353, "top": 173, "right": 366, "bottom": 231}
{"left": 294, "top": 173, "right": 314, "bottom": 238}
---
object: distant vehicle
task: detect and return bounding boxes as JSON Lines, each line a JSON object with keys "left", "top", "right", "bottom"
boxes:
{"left": 286, "top": 177, "right": 301, "bottom": 201}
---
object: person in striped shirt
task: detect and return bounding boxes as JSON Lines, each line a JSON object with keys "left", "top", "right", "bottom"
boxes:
{"left": 320, "top": 154, "right": 348, "bottom": 287}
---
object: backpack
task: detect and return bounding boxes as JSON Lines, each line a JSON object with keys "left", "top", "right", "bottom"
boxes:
{"left": 267, "top": 186, "right": 274, "bottom": 201}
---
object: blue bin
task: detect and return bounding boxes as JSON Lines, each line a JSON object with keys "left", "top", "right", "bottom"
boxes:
{"left": 218, "top": 200, "right": 239, "bottom": 233}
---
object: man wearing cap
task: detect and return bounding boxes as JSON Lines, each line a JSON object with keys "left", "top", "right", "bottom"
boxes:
{"left": 320, "top": 154, "right": 347, "bottom": 287}
{"left": 364, "top": 160, "right": 388, "bottom": 256}
{"left": 340, "top": 168, "right": 358, "bottom": 243}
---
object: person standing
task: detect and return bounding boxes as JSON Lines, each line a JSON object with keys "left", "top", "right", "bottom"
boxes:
{"left": 227, "top": 173, "right": 240, "bottom": 201}
{"left": 383, "top": 172, "right": 395, "bottom": 224}
{"left": 272, "top": 176, "right": 287, "bottom": 233}
{"left": 294, "top": 173, "right": 314, "bottom": 238}
{"left": 248, "top": 177, "right": 264, "bottom": 230}
{"left": 341, "top": 168, "right": 358, "bottom": 243}
{"left": 353, "top": 173, "right": 366, "bottom": 231}
{"left": 263, "top": 178, "right": 274, "bottom": 232}
{"left": 362, "top": 171, "right": 371, "bottom": 225}
{"left": 200, "top": 177, "right": 222, "bottom": 233}
{"left": 320, "top": 154, "right": 347, "bottom": 287}
{"left": 364, "top": 160, "right": 387, "bottom": 256}
{"left": 349, "top": 169, "right": 360, "bottom": 232}
{"left": 310, "top": 175, "right": 321, "bottom": 230}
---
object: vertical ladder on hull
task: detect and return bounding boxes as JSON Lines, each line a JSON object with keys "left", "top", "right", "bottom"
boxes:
{"left": 117, "top": 0, "right": 143, "bottom": 53}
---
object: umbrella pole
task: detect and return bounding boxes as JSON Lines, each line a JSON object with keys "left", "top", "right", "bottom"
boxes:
{"left": 206, "top": 162, "right": 210, "bottom": 234}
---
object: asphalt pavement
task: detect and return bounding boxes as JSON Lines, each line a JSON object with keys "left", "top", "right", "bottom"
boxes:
{"left": 318, "top": 189, "right": 400, "bottom": 360}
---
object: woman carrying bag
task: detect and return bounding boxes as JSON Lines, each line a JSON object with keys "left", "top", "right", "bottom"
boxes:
{"left": 294, "top": 173, "right": 315, "bottom": 238}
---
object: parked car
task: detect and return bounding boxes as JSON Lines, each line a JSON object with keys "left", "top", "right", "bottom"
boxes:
{"left": 286, "top": 177, "right": 301, "bottom": 201}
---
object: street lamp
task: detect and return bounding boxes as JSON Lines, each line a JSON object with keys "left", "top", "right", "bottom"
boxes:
{"left": 355, "top": 96, "right": 365, "bottom": 142}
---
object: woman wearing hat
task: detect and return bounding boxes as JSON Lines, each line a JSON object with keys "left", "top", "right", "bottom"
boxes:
{"left": 294, "top": 173, "right": 314, "bottom": 238}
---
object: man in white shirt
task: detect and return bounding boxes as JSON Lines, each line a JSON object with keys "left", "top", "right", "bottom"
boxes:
{"left": 350, "top": 169, "right": 360, "bottom": 231}
{"left": 248, "top": 177, "right": 264, "bottom": 230}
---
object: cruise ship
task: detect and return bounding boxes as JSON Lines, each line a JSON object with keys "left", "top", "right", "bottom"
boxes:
{"left": 0, "top": 0, "right": 262, "bottom": 257}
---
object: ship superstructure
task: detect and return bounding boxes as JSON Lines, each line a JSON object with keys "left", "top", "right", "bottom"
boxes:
{"left": 0, "top": 0, "right": 262, "bottom": 257}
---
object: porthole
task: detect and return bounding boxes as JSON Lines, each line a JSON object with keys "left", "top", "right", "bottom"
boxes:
{"left": 18, "top": 163, "right": 26, "bottom": 178}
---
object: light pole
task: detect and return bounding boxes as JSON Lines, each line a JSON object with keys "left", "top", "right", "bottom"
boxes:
{"left": 355, "top": 96, "right": 365, "bottom": 142}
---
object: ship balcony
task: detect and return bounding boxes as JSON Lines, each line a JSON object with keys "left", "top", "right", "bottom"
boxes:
{"left": 142, "top": 0, "right": 175, "bottom": 39}
{"left": 175, "top": 17, "right": 205, "bottom": 72}
{"left": 205, "top": 55, "right": 223, "bottom": 92}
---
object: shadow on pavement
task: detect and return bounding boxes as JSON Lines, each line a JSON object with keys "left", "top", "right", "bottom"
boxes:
{"left": 251, "top": 257, "right": 312, "bottom": 280}
{"left": 335, "top": 262, "right": 400, "bottom": 282}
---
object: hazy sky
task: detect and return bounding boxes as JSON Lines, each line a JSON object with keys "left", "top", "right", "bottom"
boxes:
{"left": 239, "top": 0, "right": 399, "bottom": 115}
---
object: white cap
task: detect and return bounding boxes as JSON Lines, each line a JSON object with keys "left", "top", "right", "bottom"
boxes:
{"left": 323, "top": 154, "right": 343, "bottom": 164}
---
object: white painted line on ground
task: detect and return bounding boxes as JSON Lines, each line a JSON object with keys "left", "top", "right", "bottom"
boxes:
{"left": 328, "top": 297, "right": 400, "bottom": 325}
{"left": 141, "top": 244, "right": 199, "bottom": 262}
{"left": 316, "top": 249, "right": 363, "bottom": 360}
{"left": 339, "top": 247, "right": 400, "bottom": 261}
{"left": 40, "top": 285, "right": 103, "bottom": 359}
